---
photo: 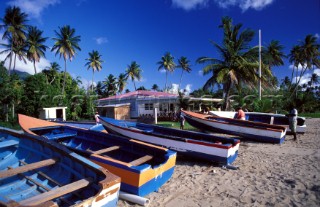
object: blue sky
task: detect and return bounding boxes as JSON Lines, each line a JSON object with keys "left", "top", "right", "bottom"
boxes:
{"left": 0, "top": 0, "right": 319, "bottom": 93}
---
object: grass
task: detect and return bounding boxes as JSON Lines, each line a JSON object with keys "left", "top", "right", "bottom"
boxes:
{"left": 299, "top": 112, "right": 320, "bottom": 118}
{"left": 0, "top": 121, "right": 21, "bottom": 130}
{"left": 157, "top": 121, "right": 198, "bottom": 131}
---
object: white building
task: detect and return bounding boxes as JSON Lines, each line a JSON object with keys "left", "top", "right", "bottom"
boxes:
{"left": 39, "top": 107, "right": 67, "bottom": 121}
{"left": 97, "top": 90, "right": 222, "bottom": 119}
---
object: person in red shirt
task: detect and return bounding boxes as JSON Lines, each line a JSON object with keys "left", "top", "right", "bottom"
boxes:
{"left": 235, "top": 107, "right": 246, "bottom": 120}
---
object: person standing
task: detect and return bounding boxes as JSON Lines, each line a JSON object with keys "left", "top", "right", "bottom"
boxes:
{"left": 179, "top": 108, "right": 185, "bottom": 130}
{"left": 288, "top": 107, "right": 298, "bottom": 141}
{"left": 235, "top": 107, "right": 246, "bottom": 120}
{"left": 94, "top": 111, "right": 100, "bottom": 125}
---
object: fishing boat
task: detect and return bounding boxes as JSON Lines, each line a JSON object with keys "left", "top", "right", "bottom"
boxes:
{"left": 98, "top": 116, "right": 240, "bottom": 165}
{"left": 0, "top": 127, "right": 120, "bottom": 207}
{"left": 19, "top": 114, "right": 176, "bottom": 197}
{"left": 209, "top": 110, "right": 306, "bottom": 134}
{"left": 181, "top": 110, "right": 287, "bottom": 144}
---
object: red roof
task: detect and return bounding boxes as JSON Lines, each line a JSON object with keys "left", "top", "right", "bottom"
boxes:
{"left": 99, "top": 90, "right": 178, "bottom": 101}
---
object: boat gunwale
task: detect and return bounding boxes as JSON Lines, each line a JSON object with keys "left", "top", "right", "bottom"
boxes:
{"left": 99, "top": 118, "right": 239, "bottom": 150}
{"left": 182, "top": 110, "right": 286, "bottom": 133}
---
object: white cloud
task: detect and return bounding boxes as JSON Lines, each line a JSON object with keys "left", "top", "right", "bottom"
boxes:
{"left": 94, "top": 37, "right": 108, "bottom": 45}
{"left": 292, "top": 68, "right": 320, "bottom": 86}
{"left": 0, "top": 48, "right": 50, "bottom": 75}
{"left": 214, "top": 0, "right": 274, "bottom": 11}
{"left": 172, "top": 0, "right": 209, "bottom": 11}
{"left": 198, "top": 70, "right": 203, "bottom": 76}
{"left": 7, "top": 0, "right": 60, "bottom": 21}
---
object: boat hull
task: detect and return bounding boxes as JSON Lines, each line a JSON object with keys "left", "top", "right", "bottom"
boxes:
{"left": 99, "top": 117, "right": 240, "bottom": 165}
{"left": 18, "top": 114, "right": 176, "bottom": 197}
{"left": 0, "top": 127, "right": 120, "bottom": 207}
{"left": 182, "top": 110, "right": 286, "bottom": 144}
{"left": 210, "top": 111, "right": 306, "bottom": 134}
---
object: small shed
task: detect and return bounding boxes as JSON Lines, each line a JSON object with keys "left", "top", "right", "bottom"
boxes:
{"left": 39, "top": 107, "right": 67, "bottom": 121}
{"left": 96, "top": 103, "right": 130, "bottom": 120}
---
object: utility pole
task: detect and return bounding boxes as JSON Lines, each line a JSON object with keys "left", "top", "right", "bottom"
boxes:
{"left": 259, "top": 29, "right": 262, "bottom": 100}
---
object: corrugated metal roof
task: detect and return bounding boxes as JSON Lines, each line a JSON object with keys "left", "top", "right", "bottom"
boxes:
{"left": 98, "top": 90, "right": 178, "bottom": 101}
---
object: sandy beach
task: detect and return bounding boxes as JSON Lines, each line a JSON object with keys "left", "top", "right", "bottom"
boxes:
{"left": 118, "top": 118, "right": 320, "bottom": 207}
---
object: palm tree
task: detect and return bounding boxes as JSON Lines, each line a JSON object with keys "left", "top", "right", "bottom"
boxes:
{"left": 103, "top": 74, "right": 117, "bottom": 97}
{"left": 263, "top": 40, "right": 286, "bottom": 68}
{"left": 26, "top": 26, "right": 48, "bottom": 74}
{"left": 151, "top": 84, "right": 159, "bottom": 91}
{"left": 310, "top": 73, "right": 319, "bottom": 88}
{"left": 117, "top": 73, "right": 127, "bottom": 94}
{"left": 85, "top": 50, "right": 103, "bottom": 92}
{"left": 288, "top": 45, "right": 302, "bottom": 86}
{"left": 0, "top": 6, "right": 28, "bottom": 75}
{"left": 177, "top": 56, "right": 192, "bottom": 90}
{"left": 125, "top": 61, "right": 142, "bottom": 91}
{"left": 289, "top": 35, "right": 320, "bottom": 97}
{"left": 42, "top": 62, "right": 60, "bottom": 85}
{"left": 0, "top": 36, "right": 28, "bottom": 71}
{"left": 51, "top": 25, "right": 81, "bottom": 94}
{"left": 157, "top": 52, "right": 175, "bottom": 91}
{"left": 197, "top": 16, "right": 262, "bottom": 110}
{"left": 263, "top": 40, "right": 286, "bottom": 87}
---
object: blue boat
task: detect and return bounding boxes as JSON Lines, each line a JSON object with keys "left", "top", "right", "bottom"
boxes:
{"left": 0, "top": 127, "right": 120, "bottom": 207}
{"left": 19, "top": 114, "right": 176, "bottom": 197}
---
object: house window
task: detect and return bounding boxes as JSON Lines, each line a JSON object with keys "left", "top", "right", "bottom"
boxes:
{"left": 145, "top": 103, "right": 153, "bottom": 110}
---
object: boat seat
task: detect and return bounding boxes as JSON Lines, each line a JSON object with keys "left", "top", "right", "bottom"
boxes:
{"left": 0, "top": 139, "right": 19, "bottom": 148}
{"left": 90, "top": 146, "right": 120, "bottom": 155}
{"left": 0, "top": 158, "right": 57, "bottom": 179}
{"left": 19, "top": 177, "right": 92, "bottom": 206}
{"left": 46, "top": 132, "right": 77, "bottom": 139}
{"left": 129, "top": 155, "right": 153, "bottom": 166}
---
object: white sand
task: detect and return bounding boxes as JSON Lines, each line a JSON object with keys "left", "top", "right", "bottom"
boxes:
{"left": 118, "top": 118, "right": 320, "bottom": 207}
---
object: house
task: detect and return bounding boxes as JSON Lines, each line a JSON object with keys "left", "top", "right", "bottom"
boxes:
{"left": 97, "top": 90, "right": 223, "bottom": 119}
{"left": 38, "top": 107, "right": 67, "bottom": 121}
{"left": 97, "top": 90, "right": 178, "bottom": 119}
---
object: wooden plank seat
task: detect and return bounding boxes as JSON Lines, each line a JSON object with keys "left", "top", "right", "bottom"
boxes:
{"left": 0, "top": 158, "right": 57, "bottom": 179}
{"left": 88, "top": 146, "right": 120, "bottom": 155}
{"left": 19, "top": 177, "right": 93, "bottom": 206}
{"left": 45, "top": 132, "right": 77, "bottom": 139}
{"left": 129, "top": 155, "right": 153, "bottom": 166}
{"left": 0, "top": 139, "right": 19, "bottom": 148}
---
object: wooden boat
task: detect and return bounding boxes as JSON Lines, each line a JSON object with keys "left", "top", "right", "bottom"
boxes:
{"left": 98, "top": 116, "right": 240, "bottom": 165}
{"left": 19, "top": 114, "right": 176, "bottom": 197}
{"left": 181, "top": 110, "right": 287, "bottom": 144}
{"left": 0, "top": 127, "right": 120, "bottom": 207}
{"left": 209, "top": 111, "right": 306, "bottom": 134}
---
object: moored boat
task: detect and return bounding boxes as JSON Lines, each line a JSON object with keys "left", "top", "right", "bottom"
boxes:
{"left": 98, "top": 116, "right": 240, "bottom": 165}
{"left": 182, "top": 110, "right": 287, "bottom": 144}
{"left": 19, "top": 114, "right": 176, "bottom": 197}
{"left": 0, "top": 127, "right": 120, "bottom": 207}
{"left": 209, "top": 110, "right": 306, "bottom": 134}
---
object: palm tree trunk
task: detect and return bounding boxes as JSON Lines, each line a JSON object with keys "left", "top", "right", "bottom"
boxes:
{"left": 179, "top": 70, "right": 184, "bottom": 91}
{"left": 133, "top": 80, "right": 136, "bottom": 91}
{"left": 33, "top": 60, "right": 37, "bottom": 74}
{"left": 223, "top": 81, "right": 232, "bottom": 110}
{"left": 12, "top": 103, "right": 14, "bottom": 119}
{"left": 13, "top": 53, "right": 17, "bottom": 72}
{"left": 8, "top": 50, "right": 13, "bottom": 75}
{"left": 62, "top": 59, "right": 67, "bottom": 94}
{"left": 165, "top": 71, "right": 168, "bottom": 91}
{"left": 92, "top": 70, "right": 94, "bottom": 92}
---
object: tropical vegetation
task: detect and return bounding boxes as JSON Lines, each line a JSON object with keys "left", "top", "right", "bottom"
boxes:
{"left": 0, "top": 6, "right": 319, "bottom": 126}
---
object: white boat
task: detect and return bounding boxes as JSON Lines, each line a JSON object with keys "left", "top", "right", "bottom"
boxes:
{"left": 209, "top": 111, "right": 306, "bottom": 134}
{"left": 99, "top": 116, "right": 240, "bottom": 165}
{"left": 182, "top": 110, "right": 287, "bottom": 144}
